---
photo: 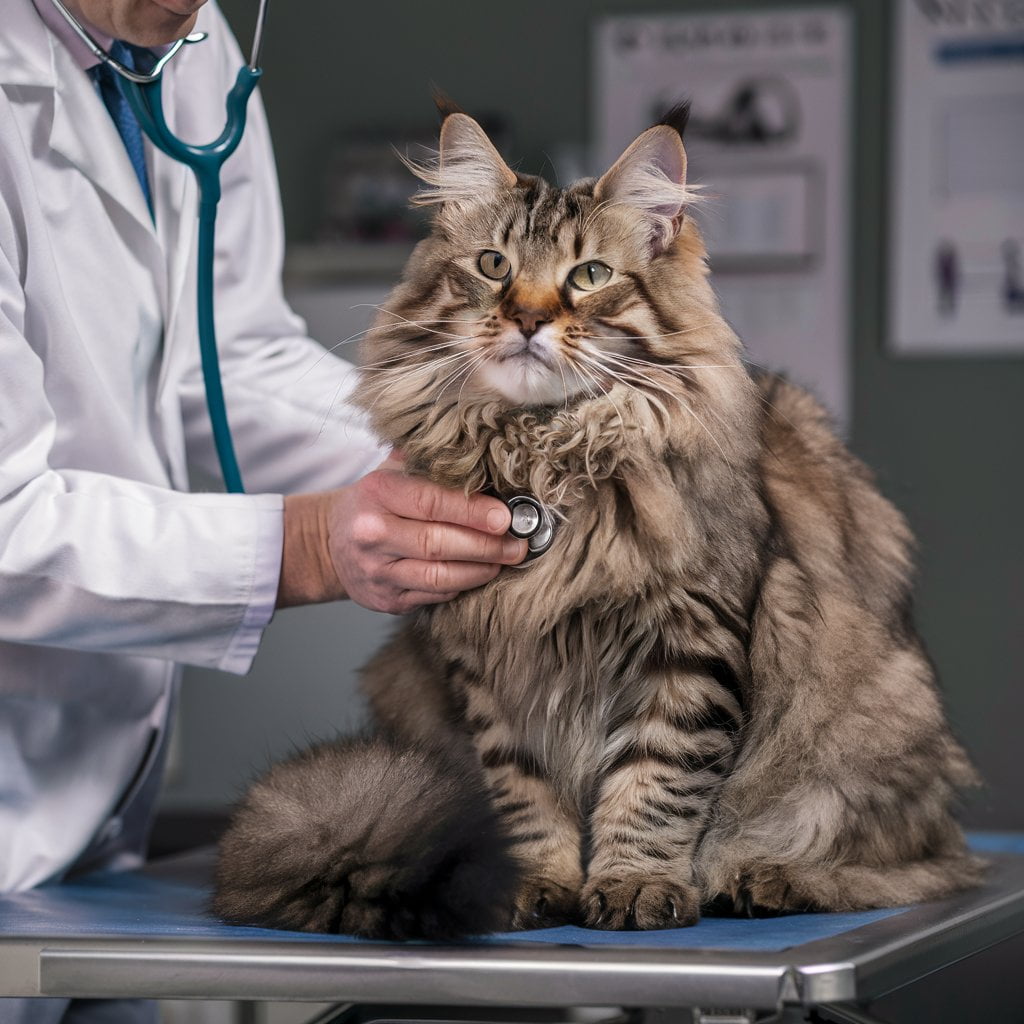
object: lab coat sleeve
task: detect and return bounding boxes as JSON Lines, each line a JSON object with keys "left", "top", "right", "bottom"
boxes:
{"left": 178, "top": 6, "right": 387, "bottom": 496}
{"left": 0, "top": 214, "right": 281, "bottom": 675}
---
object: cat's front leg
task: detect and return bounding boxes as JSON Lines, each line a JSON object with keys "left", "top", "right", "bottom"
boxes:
{"left": 583, "top": 667, "right": 741, "bottom": 929}
{"left": 464, "top": 687, "right": 584, "bottom": 929}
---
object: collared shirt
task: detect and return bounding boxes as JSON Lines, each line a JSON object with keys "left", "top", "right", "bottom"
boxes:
{"left": 30, "top": 0, "right": 110, "bottom": 71}
{"left": 30, "top": 0, "right": 172, "bottom": 72}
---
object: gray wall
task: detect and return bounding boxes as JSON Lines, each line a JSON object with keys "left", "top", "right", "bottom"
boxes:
{"left": 173, "top": 0, "right": 1022, "bottom": 824}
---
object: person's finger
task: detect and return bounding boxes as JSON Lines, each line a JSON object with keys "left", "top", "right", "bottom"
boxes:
{"left": 389, "top": 590, "right": 459, "bottom": 614}
{"left": 371, "top": 472, "right": 513, "bottom": 535}
{"left": 382, "top": 515, "right": 527, "bottom": 565}
{"left": 384, "top": 558, "right": 503, "bottom": 596}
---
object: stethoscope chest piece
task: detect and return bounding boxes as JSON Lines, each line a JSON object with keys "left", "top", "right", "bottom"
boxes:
{"left": 505, "top": 495, "right": 557, "bottom": 561}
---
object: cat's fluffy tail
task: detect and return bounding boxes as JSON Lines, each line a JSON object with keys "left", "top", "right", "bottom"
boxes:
{"left": 212, "top": 734, "right": 520, "bottom": 939}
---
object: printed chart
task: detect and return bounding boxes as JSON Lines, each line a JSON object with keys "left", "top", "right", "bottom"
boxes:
{"left": 594, "top": 8, "right": 851, "bottom": 423}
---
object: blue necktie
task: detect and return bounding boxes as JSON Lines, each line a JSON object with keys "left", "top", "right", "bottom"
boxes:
{"left": 88, "top": 41, "right": 153, "bottom": 216}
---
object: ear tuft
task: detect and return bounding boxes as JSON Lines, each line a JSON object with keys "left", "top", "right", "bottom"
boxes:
{"left": 431, "top": 86, "right": 465, "bottom": 125}
{"left": 399, "top": 112, "right": 516, "bottom": 209}
{"left": 658, "top": 99, "right": 692, "bottom": 140}
{"left": 594, "top": 123, "right": 698, "bottom": 253}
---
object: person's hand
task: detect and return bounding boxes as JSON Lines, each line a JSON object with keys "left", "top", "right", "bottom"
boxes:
{"left": 277, "top": 462, "right": 528, "bottom": 613}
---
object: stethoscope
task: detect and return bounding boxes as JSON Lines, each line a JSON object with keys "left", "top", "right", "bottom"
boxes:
{"left": 49, "top": 0, "right": 271, "bottom": 494}
{"left": 504, "top": 495, "right": 557, "bottom": 561}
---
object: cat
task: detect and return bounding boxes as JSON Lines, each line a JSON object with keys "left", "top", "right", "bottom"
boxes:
{"left": 212, "top": 102, "right": 982, "bottom": 938}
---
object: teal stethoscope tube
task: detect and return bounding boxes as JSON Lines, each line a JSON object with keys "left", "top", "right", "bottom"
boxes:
{"left": 123, "top": 69, "right": 262, "bottom": 494}
{"left": 47, "top": 0, "right": 269, "bottom": 494}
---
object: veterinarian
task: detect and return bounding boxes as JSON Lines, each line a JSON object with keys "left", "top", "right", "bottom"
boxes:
{"left": 0, "top": 0, "right": 528, "bottom": 923}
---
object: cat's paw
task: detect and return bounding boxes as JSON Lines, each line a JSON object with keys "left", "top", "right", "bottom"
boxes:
{"left": 581, "top": 875, "right": 700, "bottom": 930}
{"left": 509, "top": 876, "right": 578, "bottom": 930}
{"left": 727, "top": 864, "right": 821, "bottom": 916}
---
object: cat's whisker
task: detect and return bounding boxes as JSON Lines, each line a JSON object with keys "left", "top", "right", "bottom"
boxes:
{"left": 357, "top": 338, "right": 475, "bottom": 371}
{"left": 596, "top": 352, "right": 740, "bottom": 372}
{"left": 291, "top": 318, "right": 447, "bottom": 385}
{"left": 372, "top": 324, "right": 469, "bottom": 341}
{"left": 592, "top": 358, "right": 752, "bottom": 447}
{"left": 297, "top": 322, "right": 479, "bottom": 388}
{"left": 380, "top": 350, "right": 475, "bottom": 385}
{"left": 362, "top": 323, "right": 478, "bottom": 347}
{"left": 650, "top": 385, "right": 734, "bottom": 466}
{"left": 587, "top": 350, "right": 715, "bottom": 407}
{"left": 352, "top": 303, "right": 481, "bottom": 326}
{"left": 572, "top": 360, "right": 624, "bottom": 423}
{"left": 338, "top": 315, "right": 481, "bottom": 353}
{"left": 570, "top": 353, "right": 636, "bottom": 428}
{"left": 590, "top": 349, "right": 698, "bottom": 386}
{"left": 591, "top": 349, "right": 742, "bottom": 445}
{"left": 578, "top": 349, "right": 733, "bottom": 464}
{"left": 362, "top": 348, "right": 474, "bottom": 377}
{"left": 435, "top": 355, "right": 481, "bottom": 395}
{"left": 574, "top": 349, "right": 643, "bottom": 395}
{"left": 313, "top": 351, "right": 469, "bottom": 441}
{"left": 454, "top": 352, "right": 491, "bottom": 409}
{"left": 607, "top": 351, "right": 739, "bottom": 436}
{"left": 584, "top": 320, "right": 720, "bottom": 343}
{"left": 556, "top": 358, "right": 571, "bottom": 412}
{"left": 436, "top": 351, "right": 489, "bottom": 406}
{"left": 355, "top": 304, "right": 482, "bottom": 337}
{"left": 311, "top": 374, "right": 355, "bottom": 444}
{"left": 427, "top": 348, "right": 486, "bottom": 396}
{"left": 359, "top": 343, "right": 468, "bottom": 369}
{"left": 313, "top": 346, "right": 473, "bottom": 441}
{"left": 577, "top": 353, "right": 624, "bottom": 406}
{"left": 359, "top": 352, "right": 479, "bottom": 418}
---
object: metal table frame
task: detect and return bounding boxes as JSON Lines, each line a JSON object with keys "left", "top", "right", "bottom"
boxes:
{"left": 2, "top": 853, "right": 1023, "bottom": 1023}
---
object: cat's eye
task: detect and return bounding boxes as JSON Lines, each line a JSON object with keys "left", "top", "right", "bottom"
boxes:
{"left": 478, "top": 250, "right": 510, "bottom": 281}
{"left": 569, "top": 261, "right": 613, "bottom": 291}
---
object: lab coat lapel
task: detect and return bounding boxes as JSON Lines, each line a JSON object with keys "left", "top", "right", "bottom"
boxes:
{"left": 48, "top": 43, "right": 162, "bottom": 249}
{"left": 2, "top": 0, "right": 169, "bottom": 313}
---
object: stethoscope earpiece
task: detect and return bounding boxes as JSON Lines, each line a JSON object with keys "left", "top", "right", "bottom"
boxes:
{"left": 505, "top": 495, "right": 556, "bottom": 561}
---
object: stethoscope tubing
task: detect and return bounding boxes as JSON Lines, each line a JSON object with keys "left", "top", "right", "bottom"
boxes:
{"left": 123, "top": 68, "right": 263, "bottom": 494}
{"left": 47, "top": 0, "right": 272, "bottom": 493}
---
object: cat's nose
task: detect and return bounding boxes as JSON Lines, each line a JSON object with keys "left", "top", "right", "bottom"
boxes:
{"left": 511, "top": 308, "right": 552, "bottom": 340}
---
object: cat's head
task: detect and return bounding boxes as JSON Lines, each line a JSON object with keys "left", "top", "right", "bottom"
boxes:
{"left": 356, "top": 105, "right": 745, "bottom": 479}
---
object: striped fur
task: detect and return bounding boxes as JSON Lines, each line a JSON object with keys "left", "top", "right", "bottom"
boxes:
{"left": 215, "top": 112, "right": 981, "bottom": 936}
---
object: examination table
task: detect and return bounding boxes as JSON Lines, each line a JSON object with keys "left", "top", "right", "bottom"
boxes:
{"left": 2, "top": 834, "right": 1023, "bottom": 1024}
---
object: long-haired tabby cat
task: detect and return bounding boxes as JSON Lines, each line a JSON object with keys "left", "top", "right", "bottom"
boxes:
{"left": 213, "top": 103, "right": 981, "bottom": 938}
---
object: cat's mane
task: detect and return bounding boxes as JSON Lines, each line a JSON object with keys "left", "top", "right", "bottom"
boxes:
{"left": 397, "top": 392, "right": 669, "bottom": 507}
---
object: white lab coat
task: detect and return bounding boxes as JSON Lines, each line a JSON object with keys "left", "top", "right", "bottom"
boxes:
{"left": 0, "top": 0, "right": 384, "bottom": 895}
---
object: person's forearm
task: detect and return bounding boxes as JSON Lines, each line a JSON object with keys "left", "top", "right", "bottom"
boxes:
{"left": 277, "top": 493, "right": 346, "bottom": 608}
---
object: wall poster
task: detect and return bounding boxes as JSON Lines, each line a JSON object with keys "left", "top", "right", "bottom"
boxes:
{"left": 890, "top": 0, "right": 1024, "bottom": 355}
{"left": 594, "top": 8, "right": 851, "bottom": 425}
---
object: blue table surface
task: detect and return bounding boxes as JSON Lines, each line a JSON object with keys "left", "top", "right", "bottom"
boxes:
{"left": 1, "top": 832, "right": 1021, "bottom": 954}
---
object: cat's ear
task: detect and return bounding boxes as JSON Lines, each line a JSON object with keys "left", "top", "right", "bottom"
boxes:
{"left": 594, "top": 113, "right": 693, "bottom": 254}
{"left": 403, "top": 113, "right": 516, "bottom": 209}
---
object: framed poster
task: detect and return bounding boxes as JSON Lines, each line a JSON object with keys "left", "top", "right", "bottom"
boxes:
{"left": 594, "top": 8, "right": 851, "bottom": 425}
{"left": 889, "top": 0, "right": 1024, "bottom": 355}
